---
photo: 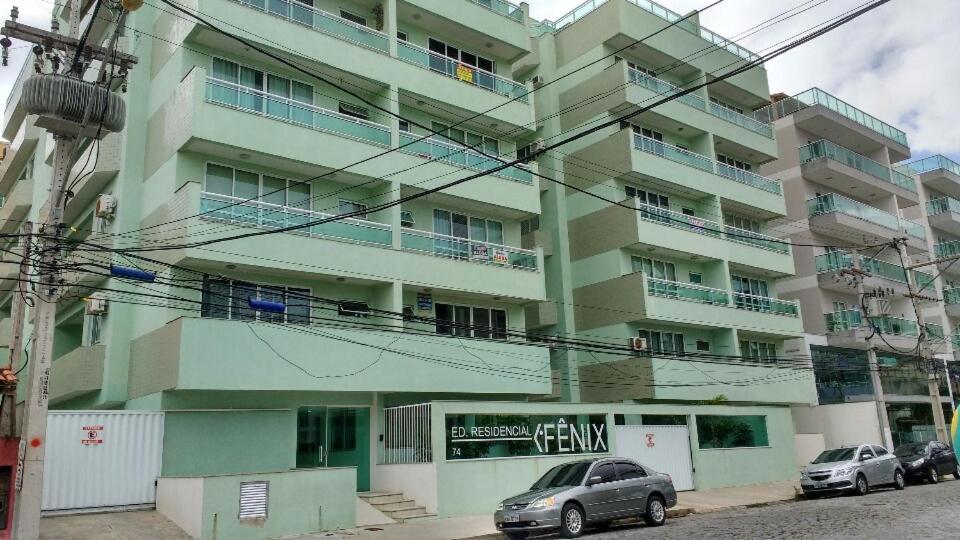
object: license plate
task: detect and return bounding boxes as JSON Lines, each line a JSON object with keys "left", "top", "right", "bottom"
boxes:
{"left": 503, "top": 514, "right": 520, "bottom": 523}
{"left": 815, "top": 482, "right": 826, "bottom": 488}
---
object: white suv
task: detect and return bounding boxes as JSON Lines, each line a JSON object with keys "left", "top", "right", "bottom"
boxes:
{"left": 801, "top": 444, "right": 905, "bottom": 497}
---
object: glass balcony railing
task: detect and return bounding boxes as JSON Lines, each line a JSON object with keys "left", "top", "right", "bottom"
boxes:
{"left": 935, "top": 240, "right": 960, "bottom": 258}
{"left": 861, "top": 257, "right": 908, "bottom": 282}
{"left": 397, "top": 41, "right": 528, "bottom": 102}
{"left": 733, "top": 293, "right": 800, "bottom": 317}
{"left": 870, "top": 316, "right": 919, "bottom": 337}
{"left": 635, "top": 201, "right": 722, "bottom": 237}
{"left": 552, "top": 0, "right": 760, "bottom": 62}
{"left": 753, "top": 88, "right": 908, "bottom": 147}
{"left": 944, "top": 288, "right": 960, "bottom": 305}
{"left": 625, "top": 68, "right": 773, "bottom": 138}
{"left": 925, "top": 323, "right": 945, "bottom": 341}
{"left": 816, "top": 250, "right": 932, "bottom": 287}
{"left": 913, "top": 269, "right": 935, "bottom": 289}
{"left": 230, "top": 0, "right": 390, "bottom": 53}
{"left": 815, "top": 251, "right": 854, "bottom": 273}
{"left": 806, "top": 193, "right": 901, "bottom": 231}
{"left": 798, "top": 140, "right": 917, "bottom": 193}
{"left": 398, "top": 133, "right": 533, "bottom": 184}
{"left": 469, "top": 0, "right": 525, "bottom": 22}
{"left": 825, "top": 309, "right": 863, "bottom": 332}
{"left": 896, "top": 155, "right": 960, "bottom": 178}
{"left": 646, "top": 277, "right": 729, "bottom": 305}
{"left": 206, "top": 77, "right": 391, "bottom": 146}
{"left": 902, "top": 219, "right": 925, "bottom": 240}
{"left": 632, "top": 134, "right": 782, "bottom": 194}
{"left": 200, "top": 191, "right": 393, "bottom": 246}
{"left": 723, "top": 225, "right": 790, "bottom": 253}
{"left": 926, "top": 196, "right": 960, "bottom": 216}
{"left": 400, "top": 229, "right": 537, "bottom": 270}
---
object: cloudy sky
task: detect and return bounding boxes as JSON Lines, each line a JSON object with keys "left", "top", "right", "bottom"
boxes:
{"left": 1, "top": 0, "right": 957, "bottom": 161}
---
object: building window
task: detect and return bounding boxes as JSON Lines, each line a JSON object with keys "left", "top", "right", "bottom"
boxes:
{"left": 696, "top": 415, "right": 769, "bottom": 449}
{"left": 339, "top": 9, "right": 367, "bottom": 26}
{"left": 631, "top": 125, "right": 664, "bottom": 142}
{"left": 338, "top": 300, "right": 371, "bottom": 318}
{"left": 204, "top": 163, "right": 311, "bottom": 209}
{"left": 400, "top": 210, "right": 415, "bottom": 228}
{"left": 689, "top": 272, "right": 702, "bottom": 284}
{"left": 397, "top": 30, "right": 408, "bottom": 41}
{"left": 521, "top": 216, "right": 540, "bottom": 235}
{"left": 338, "top": 199, "right": 368, "bottom": 218}
{"left": 399, "top": 119, "right": 410, "bottom": 132}
{"left": 430, "top": 122, "right": 499, "bottom": 155}
{"left": 624, "top": 185, "right": 669, "bottom": 208}
{"left": 631, "top": 256, "right": 677, "bottom": 281}
{"left": 201, "top": 278, "right": 311, "bottom": 324}
{"left": 338, "top": 101, "right": 370, "bottom": 120}
{"left": 328, "top": 408, "right": 358, "bottom": 451}
{"left": 682, "top": 207, "right": 695, "bottom": 216}
{"left": 211, "top": 58, "right": 314, "bottom": 113}
{"left": 642, "top": 415, "right": 687, "bottom": 425}
{"left": 710, "top": 96, "right": 744, "bottom": 115}
{"left": 740, "top": 340, "right": 777, "bottom": 363}
{"left": 626, "top": 61, "right": 657, "bottom": 77}
{"left": 724, "top": 212, "right": 761, "bottom": 233}
{"left": 427, "top": 38, "right": 495, "bottom": 74}
{"left": 696, "top": 340, "right": 710, "bottom": 352}
{"left": 433, "top": 209, "right": 503, "bottom": 245}
{"left": 83, "top": 313, "right": 103, "bottom": 346}
{"left": 516, "top": 143, "right": 537, "bottom": 165}
{"left": 435, "top": 303, "right": 507, "bottom": 340}
{"left": 637, "top": 329, "right": 684, "bottom": 354}
{"left": 716, "top": 153, "right": 753, "bottom": 171}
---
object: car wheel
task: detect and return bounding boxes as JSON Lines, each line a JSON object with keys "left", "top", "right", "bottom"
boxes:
{"left": 560, "top": 503, "right": 585, "bottom": 539}
{"left": 643, "top": 495, "right": 667, "bottom": 527}
{"left": 894, "top": 469, "right": 905, "bottom": 490}
{"left": 954, "top": 466, "right": 960, "bottom": 480}
{"left": 854, "top": 473, "right": 869, "bottom": 496}
{"left": 927, "top": 465, "right": 939, "bottom": 484}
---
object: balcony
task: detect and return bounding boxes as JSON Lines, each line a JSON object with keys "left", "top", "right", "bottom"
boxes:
{"left": 396, "top": 41, "right": 527, "bottom": 102}
{"left": 927, "top": 197, "right": 960, "bottom": 236}
{"left": 230, "top": 0, "right": 390, "bottom": 53}
{"left": 398, "top": 133, "right": 532, "bottom": 184}
{"left": 571, "top": 272, "right": 803, "bottom": 335}
{"left": 806, "top": 193, "right": 926, "bottom": 253}
{"left": 400, "top": 0, "right": 531, "bottom": 52}
{"left": 814, "top": 251, "right": 932, "bottom": 295}
{"left": 0, "top": 177, "right": 34, "bottom": 234}
{"left": 823, "top": 309, "right": 920, "bottom": 351}
{"left": 50, "top": 345, "right": 105, "bottom": 405}
{"left": 899, "top": 155, "right": 960, "bottom": 200}
{"left": 754, "top": 88, "right": 910, "bottom": 162}
{"left": 798, "top": 140, "right": 918, "bottom": 205}
{"left": 945, "top": 288, "right": 960, "bottom": 318}
{"left": 400, "top": 228, "right": 537, "bottom": 271}
{"left": 127, "top": 317, "right": 551, "bottom": 398}
{"left": 934, "top": 241, "right": 960, "bottom": 278}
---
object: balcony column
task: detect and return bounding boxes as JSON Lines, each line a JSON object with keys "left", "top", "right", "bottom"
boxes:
{"left": 372, "top": 281, "right": 403, "bottom": 329}
{"left": 385, "top": 0, "right": 398, "bottom": 57}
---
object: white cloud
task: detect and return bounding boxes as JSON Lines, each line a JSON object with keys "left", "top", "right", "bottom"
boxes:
{"left": 526, "top": 0, "right": 960, "bottom": 160}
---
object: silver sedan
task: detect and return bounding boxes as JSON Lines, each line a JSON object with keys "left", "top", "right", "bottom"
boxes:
{"left": 494, "top": 458, "right": 678, "bottom": 539}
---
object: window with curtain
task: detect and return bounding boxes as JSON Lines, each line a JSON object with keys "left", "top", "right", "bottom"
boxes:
{"left": 201, "top": 278, "right": 311, "bottom": 323}
{"left": 696, "top": 415, "right": 769, "bottom": 449}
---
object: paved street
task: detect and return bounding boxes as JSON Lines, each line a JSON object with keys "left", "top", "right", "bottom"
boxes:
{"left": 566, "top": 479, "right": 960, "bottom": 540}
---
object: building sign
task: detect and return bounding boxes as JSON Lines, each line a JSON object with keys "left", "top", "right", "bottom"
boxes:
{"left": 82, "top": 425, "right": 104, "bottom": 446}
{"left": 417, "top": 294, "right": 433, "bottom": 311}
{"left": 445, "top": 414, "right": 608, "bottom": 460}
{"left": 492, "top": 248, "right": 509, "bottom": 265}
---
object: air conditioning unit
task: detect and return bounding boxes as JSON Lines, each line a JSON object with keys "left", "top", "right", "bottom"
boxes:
{"left": 85, "top": 293, "right": 108, "bottom": 315}
{"left": 629, "top": 337, "right": 648, "bottom": 352}
{"left": 866, "top": 297, "right": 892, "bottom": 317}
{"left": 95, "top": 194, "right": 117, "bottom": 217}
{"left": 531, "top": 138, "right": 546, "bottom": 152}
{"left": 530, "top": 75, "right": 545, "bottom": 87}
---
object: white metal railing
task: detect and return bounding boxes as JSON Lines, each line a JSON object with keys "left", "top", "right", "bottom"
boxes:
{"left": 401, "top": 227, "right": 538, "bottom": 270}
{"left": 381, "top": 404, "right": 432, "bottom": 464}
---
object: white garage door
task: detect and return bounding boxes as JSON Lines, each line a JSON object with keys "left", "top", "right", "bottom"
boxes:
{"left": 43, "top": 411, "right": 164, "bottom": 511}
{"left": 615, "top": 425, "right": 695, "bottom": 491}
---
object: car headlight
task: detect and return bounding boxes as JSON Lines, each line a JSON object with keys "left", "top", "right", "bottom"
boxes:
{"left": 529, "top": 496, "right": 556, "bottom": 509}
{"left": 800, "top": 471, "right": 808, "bottom": 479}
{"left": 910, "top": 458, "right": 924, "bottom": 468}
{"left": 834, "top": 466, "right": 856, "bottom": 477}
{"left": 496, "top": 503, "right": 504, "bottom": 511}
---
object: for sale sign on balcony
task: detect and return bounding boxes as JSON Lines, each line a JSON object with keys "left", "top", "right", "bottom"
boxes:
{"left": 456, "top": 64, "right": 474, "bottom": 83}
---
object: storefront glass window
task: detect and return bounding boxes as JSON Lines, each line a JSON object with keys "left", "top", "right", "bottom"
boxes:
{"left": 886, "top": 403, "right": 937, "bottom": 447}
{"left": 696, "top": 415, "right": 769, "bottom": 449}
{"left": 811, "top": 346, "right": 874, "bottom": 405}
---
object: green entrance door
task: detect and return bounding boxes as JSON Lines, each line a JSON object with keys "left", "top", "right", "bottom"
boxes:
{"left": 296, "top": 407, "right": 370, "bottom": 491}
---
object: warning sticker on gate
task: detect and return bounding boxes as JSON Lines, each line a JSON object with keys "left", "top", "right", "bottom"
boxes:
{"left": 82, "top": 425, "right": 104, "bottom": 445}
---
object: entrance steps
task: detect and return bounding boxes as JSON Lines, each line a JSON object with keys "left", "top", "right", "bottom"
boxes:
{"left": 358, "top": 491, "right": 436, "bottom": 523}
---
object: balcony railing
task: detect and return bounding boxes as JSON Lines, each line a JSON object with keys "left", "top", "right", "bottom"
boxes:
{"left": 469, "top": 0, "right": 524, "bottom": 21}
{"left": 825, "top": 309, "right": 863, "bottom": 332}
{"left": 935, "top": 240, "right": 960, "bottom": 259}
{"left": 944, "top": 288, "right": 960, "bottom": 305}
{"left": 925, "top": 323, "right": 945, "bottom": 341}
{"left": 552, "top": 0, "right": 760, "bottom": 62}
{"left": 398, "top": 133, "right": 533, "bottom": 184}
{"left": 631, "top": 200, "right": 790, "bottom": 253}
{"left": 733, "top": 292, "right": 799, "bottom": 317}
{"left": 722, "top": 225, "right": 790, "bottom": 253}
{"left": 401, "top": 228, "right": 537, "bottom": 270}
{"left": 200, "top": 192, "right": 393, "bottom": 246}
{"left": 230, "top": 0, "right": 390, "bottom": 53}
{"left": 632, "top": 134, "right": 782, "bottom": 194}
{"left": 206, "top": 77, "right": 391, "bottom": 146}
{"left": 815, "top": 251, "right": 932, "bottom": 287}
{"left": 871, "top": 316, "right": 919, "bottom": 337}
{"left": 927, "top": 196, "right": 960, "bottom": 216}
{"left": 753, "top": 88, "right": 908, "bottom": 147}
{"left": 625, "top": 69, "right": 772, "bottom": 138}
{"left": 397, "top": 41, "right": 528, "bottom": 102}
{"left": 897, "top": 155, "right": 960, "bottom": 178}
{"left": 798, "top": 140, "right": 917, "bottom": 193}
{"left": 902, "top": 219, "right": 925, "bottom": 240}
{"left": 646, "top": 277, "right": 728, "bottom": 305}
{"left": 806, "top": 193, "right": 901, "bottom": 231}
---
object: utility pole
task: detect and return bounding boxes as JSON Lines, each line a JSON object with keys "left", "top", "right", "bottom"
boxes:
{"left": 896, "top": 238, "right": 949, "bottom": 444}
{"left": 1, "top": 2, "right": 137, "bottom": 537}
{"left": 847, "top": 253, "right": 894, "bottom": 449}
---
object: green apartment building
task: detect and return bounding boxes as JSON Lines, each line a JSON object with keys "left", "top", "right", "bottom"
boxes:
{"left": 0, "top": 0, "right": 819, "bottom": 535}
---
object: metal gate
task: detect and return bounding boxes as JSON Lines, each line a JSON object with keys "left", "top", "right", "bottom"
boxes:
{"left": 42, "top": 411, "right": 164, "bottom": 511}
{"left": 615, "top": 425, "right": 695, "bottom": 491}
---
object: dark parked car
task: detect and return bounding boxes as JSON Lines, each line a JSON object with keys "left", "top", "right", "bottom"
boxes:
{"left": 493, "top": 458, "right": 678, "bottom": 539}
{"left": 895, "top": 441, "right": 960, "bottom": 483}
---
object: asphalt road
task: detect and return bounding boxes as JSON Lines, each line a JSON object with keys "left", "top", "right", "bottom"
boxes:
{"left": 567, "top": 478, "right": 960, "bottom": 540}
